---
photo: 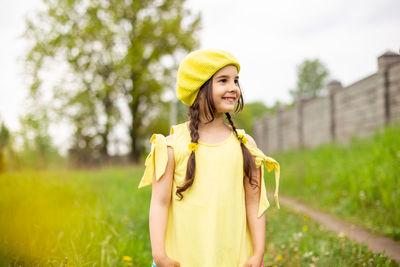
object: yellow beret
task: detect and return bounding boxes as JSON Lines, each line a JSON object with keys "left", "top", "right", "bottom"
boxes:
{"left": 176, "top": 49, "right": 240, "bottom": 106}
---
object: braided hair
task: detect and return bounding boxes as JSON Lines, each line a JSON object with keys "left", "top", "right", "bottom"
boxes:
{"left": 176, "top": 78, "right": 258, "bottom": 200}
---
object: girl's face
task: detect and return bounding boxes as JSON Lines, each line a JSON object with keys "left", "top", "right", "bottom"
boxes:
{"left": 210, "top": 65, "right": 240, "bottom": 114}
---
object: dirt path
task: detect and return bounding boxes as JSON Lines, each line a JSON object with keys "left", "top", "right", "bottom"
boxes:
{"left": 277, "top": 194, "right": 400, "bottom": 263}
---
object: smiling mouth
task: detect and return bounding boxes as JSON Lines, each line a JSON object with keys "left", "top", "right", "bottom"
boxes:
{"left": 222, "top": 97, "right": 236, "bottom": 102}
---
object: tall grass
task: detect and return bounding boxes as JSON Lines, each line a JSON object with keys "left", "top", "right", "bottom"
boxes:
{"left": 273, "top": 123, "right": 400, "bottom": 240}
{"left": 0, "top": 167, "right": 152, "bottom": 266}
{"left": 0, "top": 166, "right": 398, "bottom": 266}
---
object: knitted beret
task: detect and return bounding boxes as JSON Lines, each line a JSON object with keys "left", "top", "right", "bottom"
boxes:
{"left": 176, "top": 49, "right": 240, "bottom": 106}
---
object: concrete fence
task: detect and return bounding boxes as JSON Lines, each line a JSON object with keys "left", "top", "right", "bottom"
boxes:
{"left": 254, "top": 51, "right": 400, "bottom": 153}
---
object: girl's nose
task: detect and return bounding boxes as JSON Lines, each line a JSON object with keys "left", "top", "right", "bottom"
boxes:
{"left": 230, "top": 82, "right": 239, "bottom": 92}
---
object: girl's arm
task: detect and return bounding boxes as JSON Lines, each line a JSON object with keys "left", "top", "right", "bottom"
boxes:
{"left": 244, "top": 135, "right": 266, "bottom": 265}
{"left": 149, "top": 137, "right": 178, "bottom": 264}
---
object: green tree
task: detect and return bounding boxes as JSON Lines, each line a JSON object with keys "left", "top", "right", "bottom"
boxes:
{"left": 18, "top": 105, "right": 58, "bottom": 169}
{"left": 0, "top": 121, "right": 10, "bottom": 172}
{"left": 24, "top": 0, "right": 201, "bottom": 163}
{"left": 290, "top": 59, "right": 329, "bottom": 100}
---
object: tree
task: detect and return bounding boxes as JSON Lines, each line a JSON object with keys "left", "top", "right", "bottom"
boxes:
{"left": 290, "top": 59, "right": 329, "bottom": 100}
{"left": 18, "top": 103, "right": 58, "bottom": 169}
{"left": 0, "top": 121, "right": 10, "bottom": 172}
{"left": 24, "top": 0, "right": 201, "bottom": 163}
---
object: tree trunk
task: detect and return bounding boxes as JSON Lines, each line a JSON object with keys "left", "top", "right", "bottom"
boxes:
{"left": 129, "top": 118, "right": 141, "bottom": 163}
{"left": 128, "top": 73, "right": 142, "bottom": 163}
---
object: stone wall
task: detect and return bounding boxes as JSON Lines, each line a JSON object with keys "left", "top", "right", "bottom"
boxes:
{"left": 389, "top": 63, "right": 400, "bottom": 122}
{"left": 302, "top": 96, "right": 331, "bottom": 147}
{"left": 255, "top": 51, "right": 400, "bottom": 153}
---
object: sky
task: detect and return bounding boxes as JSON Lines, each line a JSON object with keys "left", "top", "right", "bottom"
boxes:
{"left": 0, "top": 0, "right": 399, "bottom": 154}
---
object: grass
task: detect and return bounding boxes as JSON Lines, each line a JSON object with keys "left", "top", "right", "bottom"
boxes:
{"left": 264, "top": 205, "right": 397, "bottom": 266}
{"left": 0, "top": 166, "right": 398, "bottom": 266}
{"left": 272, "top": 123, "right": 400, "bottom": 240}
{"left": 0, "top": 167, "right": 152, "bottom": 266}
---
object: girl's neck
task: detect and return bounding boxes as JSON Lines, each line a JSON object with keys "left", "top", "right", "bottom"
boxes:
{"left": 198, "top": 113, "right": 229, "bottom": 132}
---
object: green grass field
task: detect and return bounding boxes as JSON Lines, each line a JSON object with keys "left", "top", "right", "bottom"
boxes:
{"left": 0, "top": 166, "right": 397, "bottom": 266}
{"left": 272, "top": 123, "right": 400, "bottom": 241}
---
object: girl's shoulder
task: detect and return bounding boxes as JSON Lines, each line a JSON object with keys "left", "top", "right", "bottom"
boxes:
{"left": 166, "top": 121, "right": 190, "bottom": 143}
{"left": 165, "top": 121, "right": 192, "bottom": 166}
{"left": 232, "top": 127, "right": 257, "bottom": 147}
{"left": 169, "top": 121, "right": 190, "bottom": 136}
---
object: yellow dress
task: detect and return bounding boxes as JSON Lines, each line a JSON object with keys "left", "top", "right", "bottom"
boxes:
{"left": 138, "top": 121, "right": 280, "bottom": 267}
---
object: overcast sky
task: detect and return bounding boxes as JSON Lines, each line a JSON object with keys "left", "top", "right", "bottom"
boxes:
{"left": 0, "top": 0, "right": 399, "bottom": 153}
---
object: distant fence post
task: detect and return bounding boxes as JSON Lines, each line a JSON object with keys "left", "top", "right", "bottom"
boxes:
{"left": 261, "top": 113, "right": 269, "bottom": 152}
{"left": 327, "top": 80, "right": 342, "bottom": 142}
{"left": 295, "top": 94, "right": 309, "bottom": 148}
{"left": 377, "top": 52, "right": 400, "bottom": 126}
{"left": 277, "top": 105, "right": 285, "bottom": 151}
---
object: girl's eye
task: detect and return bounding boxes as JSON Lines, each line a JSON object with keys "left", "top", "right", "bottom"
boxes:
{"left": 234, "top": 80, "right": 239, "bottom": 84}
{"left": 219, "top": 79, "right": 227, "bottom": 83}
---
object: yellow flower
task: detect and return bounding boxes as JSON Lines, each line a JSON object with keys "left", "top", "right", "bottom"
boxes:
{"left": 125, "top": 263, "right": 133, "bottom": 266}
{"left": 275, "top": 253, "right": 283, "bottom": 261}
{"left": 188, "top": 142, "right": 199, "bottom": 151}
{"left": 302, "top": 225, "right": 308, "bottom": 232}
{"left": 237, "top": 134, "right": 248, "bottom": 144}
{"left": 123, "top": 256, "right": 132, "bottom": 262}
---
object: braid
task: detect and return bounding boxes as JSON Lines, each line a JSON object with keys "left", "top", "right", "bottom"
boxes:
{"left": 189, "top": 102, "right": 200, "bottom": 143}
{"left": 225, "top": 113, "right": 258, "bottom": 189}
{"left": 176, "top": 101, "right": 200, "bottom": 200}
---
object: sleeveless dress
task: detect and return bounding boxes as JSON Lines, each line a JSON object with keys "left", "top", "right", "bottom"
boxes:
{"left": 138, "top": 121, "right": 280, "bottom": 267}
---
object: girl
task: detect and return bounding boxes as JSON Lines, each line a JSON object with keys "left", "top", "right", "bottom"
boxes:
{"left": 138, "top": 49, "right": 280, "bottom": 267}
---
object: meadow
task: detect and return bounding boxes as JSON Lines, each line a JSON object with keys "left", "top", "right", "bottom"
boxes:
{"left": 273, "top": 123, "right": 400, "bottom": 241}
{"left": 0, "top": 166, "right": 397, "bottom": 266}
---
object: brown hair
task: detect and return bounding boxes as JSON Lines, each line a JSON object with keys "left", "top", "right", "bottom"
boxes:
{"left": 175, "top": 78, "right": 258, "bottom": 200}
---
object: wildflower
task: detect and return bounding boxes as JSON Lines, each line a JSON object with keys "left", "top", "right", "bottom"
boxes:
{"left": 188, "top": 142, "right": 199, "bottom": 151}
{"left": 338, "top": 231, "right": 347, "bottom": 238}
{"left": 123, "top": 256, "right": 132, "bottom": 262}
{"left": 293, "top": 232, "right": 303, "bottom": 241}
{"left": 275, "top": 254, "right": 283, "bottom": 261}
{"left": 303, "top": 251, "right": 313, "bottom": 258}
{"left": 311, "top": 256, "right": 319, "bottom": 263}
{"left": 237, "top": 134, "right": 248, "bottom": 144}
{"left": 302, "top": 225, "right": 308, "bottom": 232}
